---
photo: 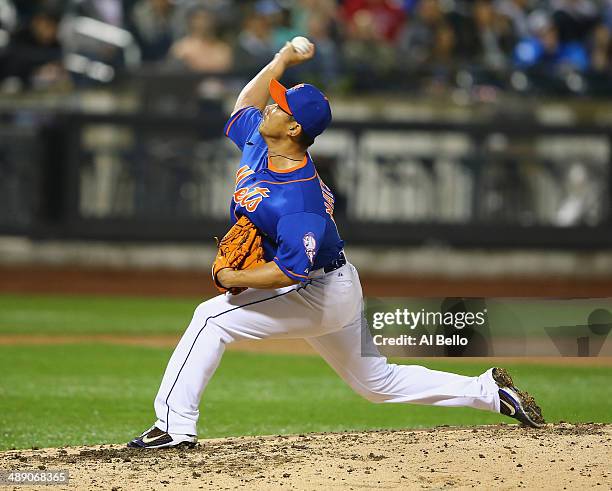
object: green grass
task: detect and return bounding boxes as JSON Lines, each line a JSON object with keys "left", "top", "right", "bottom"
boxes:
{"left": 0, "top": 293, "right": 610, "bottom": 450}
{"left": 2, "top": 294, "right": 610, "bottom": 337}
{"left": 0, "top": 294, "right": 198, "bottom": 335}
{"left": 0, "top": 344, "right": 610, "bottom": 450}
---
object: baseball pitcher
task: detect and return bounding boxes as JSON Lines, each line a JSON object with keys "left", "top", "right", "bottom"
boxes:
{"left": 128, "top": 39, "right": 544, "bottom": 449}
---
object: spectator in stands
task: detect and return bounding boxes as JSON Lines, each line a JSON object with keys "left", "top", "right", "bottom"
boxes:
{"left": 271, "top": 0, "right": 340, "bottom": 82}
{"left": 300, "top": 10, "right": 340, "bottom": 86}
{"left": 233, "top": 2, "right": 277, "bottom": 74}
{"left": 69, "top": 0, "right": 131, "bottom": 28}
{"left": 514, "top": 10, "right": 589, "bottom": 72}
{"left": 401, "top": 0, "right": 419, "bottom": 14}
{"left": 2, "top": 0, "right": 612, "bottom": 93}
{"left": 341, "top": 0, "right": 406, "bottom": 76}
{"left": 169, "top": 6, "right": 232, "bottom": 73}
{"left": 250, "top": 0, "right": 286, "bottom": 50}
{"left": 550, "top": 0, "right": 612, "bottom": 70}
{"left": 342, "top": 0, "right": 406, "bottom": 44}
{"left": 465, "top": 0, "right": 515, "bottom": 70}
{"left": 604, "top": 0, "right": 612, "bottom": 30}
{"left": 131, "top": 0, "right": 181, "bottom": 62}
{"left": 0, "top": 0, "right": 16, "bottom": 45}
{"left": 277, "top": 0, "right": 338, "bottom": 46}
{"left": 271, "top": 6, "right": 301, "bottom": 50}
{"left": 0, "top": 5, "right": 67, "bottom": 88}
{"left": 590, "top": 23, "right": 611, "bottom": 71}
{"left": 495, "top": 0, "right": 532, "bottom": 39}
{"left": 398, "top": 0, "right": 456, "bottom": 67}
{"left": 173, "top": 0, "right": 237, "bottom": 39}
{"left": 593, "top": 1, "right": 612, "bottom": 71}
{"left": 551, "top": 0, "right": 600, "bottom": 44}
{"left": 11, "top": 0, "right": 68, "bottom": 24}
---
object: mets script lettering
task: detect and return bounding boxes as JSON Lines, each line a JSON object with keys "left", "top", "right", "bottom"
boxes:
{"left": 235, "top": 165, "right": 254, "bottom": 186}
{"left": 233, "top": 165, "right": 270, "bottom": 212}
{"left": 233, "top": 186, "right": 270, "bottom": 212}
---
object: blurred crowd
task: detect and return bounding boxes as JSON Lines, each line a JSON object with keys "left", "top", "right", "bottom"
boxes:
{"left": 2, "top": 0, "right": 612, "bottom": 92}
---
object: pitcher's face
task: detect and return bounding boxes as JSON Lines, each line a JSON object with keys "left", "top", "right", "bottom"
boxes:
{"left": 259, "top": 103, "right": 293, "bottom": 139}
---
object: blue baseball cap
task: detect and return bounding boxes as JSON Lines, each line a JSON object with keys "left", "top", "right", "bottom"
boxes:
{"left": 269, "top": 79, "right": 332, "bottom": 139}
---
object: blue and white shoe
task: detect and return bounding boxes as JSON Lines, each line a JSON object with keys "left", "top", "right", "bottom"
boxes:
{"left": 127, "top": 426, "right": 197, "bottom": 449}
{"left": 493, "top": 367, "right": 545, "bottom": 428}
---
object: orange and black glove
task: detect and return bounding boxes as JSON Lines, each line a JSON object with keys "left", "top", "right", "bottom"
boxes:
{"left": 212, "top": 216, "right": 266, "bottom": 295}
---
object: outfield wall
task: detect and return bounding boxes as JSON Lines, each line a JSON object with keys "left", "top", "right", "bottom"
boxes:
{"left": 2, "top": 237, "right": 612, "bottom": 297}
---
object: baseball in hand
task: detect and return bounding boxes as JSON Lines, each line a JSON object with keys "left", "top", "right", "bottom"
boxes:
{"left": 291, "top": 36, "right": 311, "bottom": 55}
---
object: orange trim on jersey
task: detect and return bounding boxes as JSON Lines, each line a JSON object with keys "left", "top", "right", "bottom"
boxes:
{"left": 273, "top": 257, "right": 310, "bottom": 279}
{"left": 225, "top": 107, "right": 250, "bottom": 137}
{"left": 267, "top": 155, "right": 308, "bottom": 174}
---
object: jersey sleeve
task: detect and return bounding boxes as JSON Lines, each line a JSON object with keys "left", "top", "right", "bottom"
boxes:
{"left": 223, "top": 106, "right": 262, "bottom": 150}
{"left": 273, "top": 212, "right": 327, "bottom": 282}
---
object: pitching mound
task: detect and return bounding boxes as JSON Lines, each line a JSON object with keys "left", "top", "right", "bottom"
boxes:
{"left": 1, "top": 424, "right": 609, "bottom": 490}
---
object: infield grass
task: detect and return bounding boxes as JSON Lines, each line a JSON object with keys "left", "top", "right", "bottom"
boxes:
{"left": 0, "top": 294, "right": 197, "bottom": 335}
{"left": 0, "top": 344, "right": 610, "bottom": 450}
{"left": 0, "top": 294, "right": 611, "bottom": 450}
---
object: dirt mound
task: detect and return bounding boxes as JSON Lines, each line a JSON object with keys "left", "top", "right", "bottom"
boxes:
{"left": 1, "top": 424, "right": 610, "bottom": 490}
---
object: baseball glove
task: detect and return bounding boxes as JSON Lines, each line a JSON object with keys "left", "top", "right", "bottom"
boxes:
{"left": 212, "top": 215, "right": 266, "bottom": 294}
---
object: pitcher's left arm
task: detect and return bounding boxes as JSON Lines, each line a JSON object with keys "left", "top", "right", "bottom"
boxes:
{"left": 217, "top": 262, "right": 297, "bottom": 290}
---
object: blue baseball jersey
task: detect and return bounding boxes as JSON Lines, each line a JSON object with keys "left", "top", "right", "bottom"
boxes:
{"left": 223, "top": 106, "right": 344, "bottom": 282}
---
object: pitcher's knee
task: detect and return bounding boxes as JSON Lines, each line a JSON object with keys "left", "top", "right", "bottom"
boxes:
{"left": 186, "top": 300, "right": 243, "bottom": 345}
{"left": 184, "top": 302, "right": 229, "bottom": 341}
{"left": 207, "top": 320, "right": 238, "bottom": 344}
{"left": 348, "top": 363, "right": 404, "bottom": 403}
{"left": 352, "top": 378, "right": 398, "bottom": 403}
{"left": 358, "top": 388, "right": 390, "bottom": 403}
{"left": 192, "top": 299, "right": 216, "bottom": 322}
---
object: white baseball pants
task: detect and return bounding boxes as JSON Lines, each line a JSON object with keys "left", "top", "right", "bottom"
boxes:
{"left": 153, "top": 262, "right": 500, "bottom": 435}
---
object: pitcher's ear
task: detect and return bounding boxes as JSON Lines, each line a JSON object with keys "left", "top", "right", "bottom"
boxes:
{"left": 288, "top": 122, "right": 302, "bottom": 137}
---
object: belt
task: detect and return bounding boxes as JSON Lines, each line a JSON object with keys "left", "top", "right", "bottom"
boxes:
{"left": 323, "top": 251, "right": 347, "bottom": 273}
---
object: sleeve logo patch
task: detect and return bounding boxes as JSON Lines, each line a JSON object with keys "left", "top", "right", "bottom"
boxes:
{"left": 303, "top": 232, "right": 316, "bottom": 265}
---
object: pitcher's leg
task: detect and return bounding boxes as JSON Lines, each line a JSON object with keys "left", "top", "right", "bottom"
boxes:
{"left": 306, "top": 317, "right": 500, "bottom": 412}
{"left": 153, "top": 287, "right": 294, "bottom": 435}
{"left": 153, "top": 281, "right": 344, "bottom": 435}
{"left": 153, "top": 312, "right": 227, "bottom": 435}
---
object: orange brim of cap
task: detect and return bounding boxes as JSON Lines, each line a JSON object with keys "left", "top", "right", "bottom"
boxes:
{"left": 269, "top": 79, "right": 292, "bottom": 115}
